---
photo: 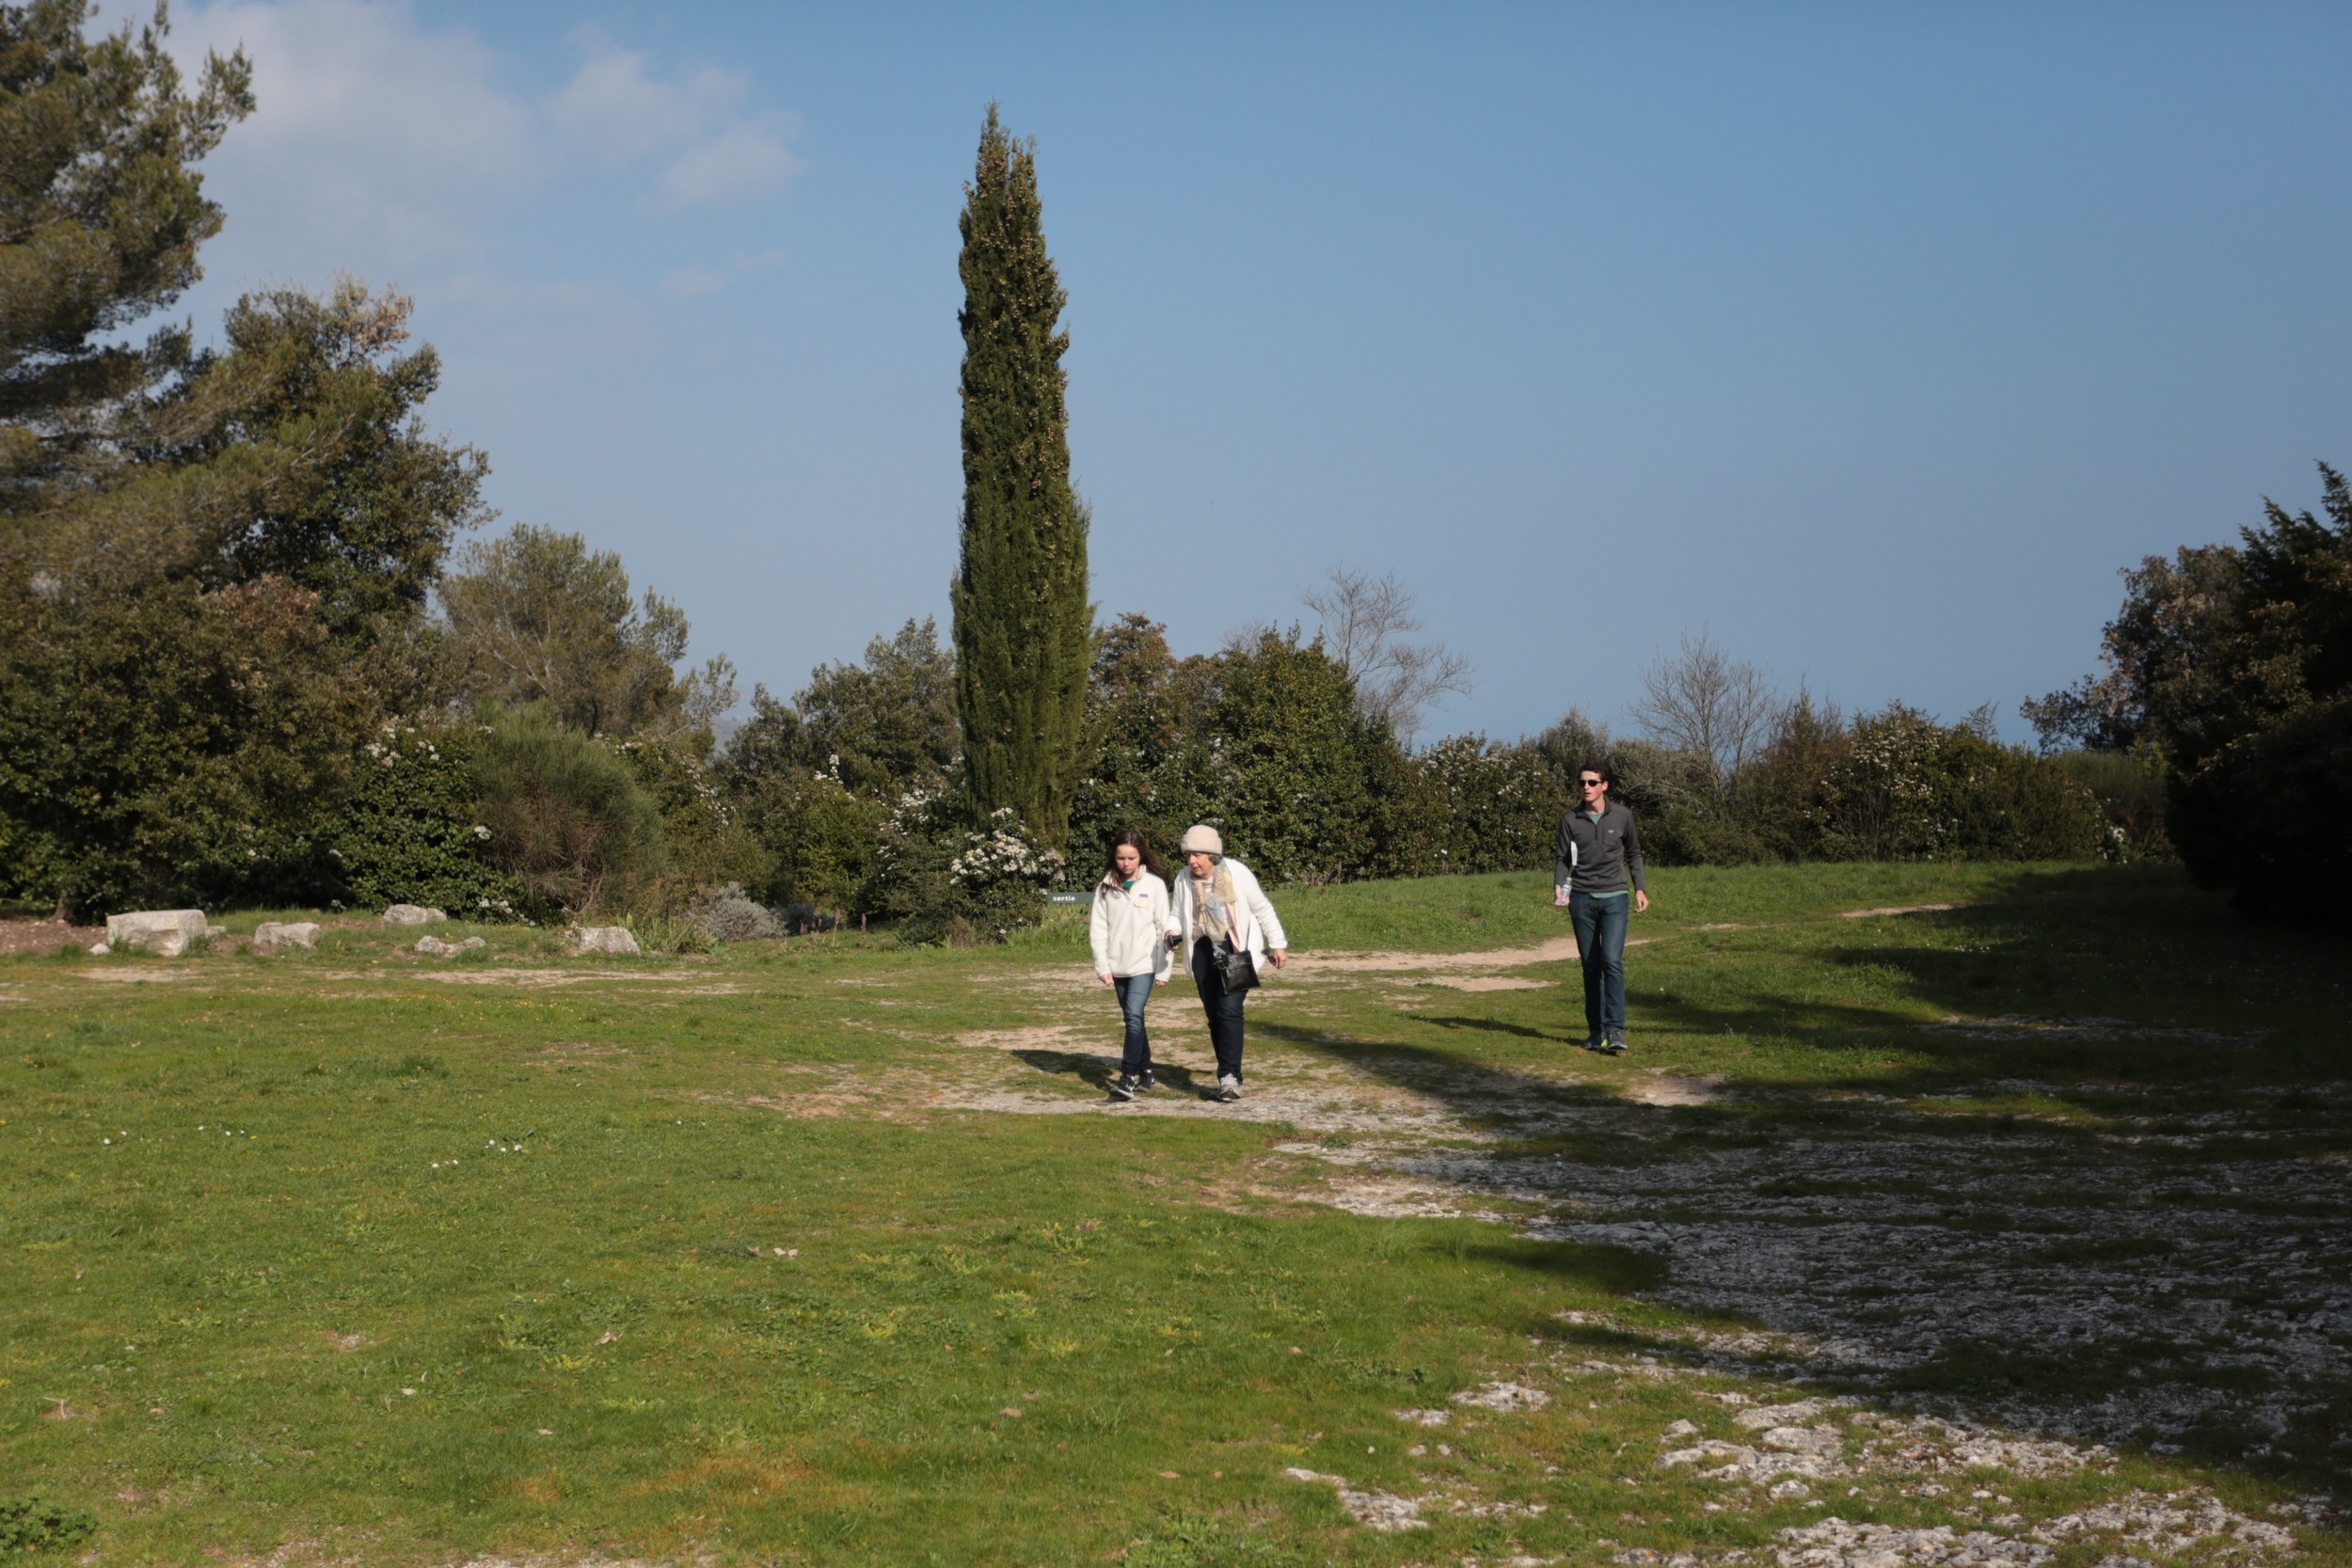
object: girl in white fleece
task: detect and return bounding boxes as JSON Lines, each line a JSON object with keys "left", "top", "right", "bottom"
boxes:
{"left": 1089, "top": 832, "right": 1180, "bottom": 1101}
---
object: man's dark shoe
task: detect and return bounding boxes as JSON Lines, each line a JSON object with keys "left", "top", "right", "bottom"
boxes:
{"left": 1108, "top": 1075, "right": 1136, "bottom": 1101}
{"left": 1581, "top": 1037, "right": 1605, "bottom": 1053}
{"left": 1603, "top": 1029, "right": 1629, "bottom": 1056}
{"left": 1136, "top": 1070, "right": 1157, "bottom": 1092}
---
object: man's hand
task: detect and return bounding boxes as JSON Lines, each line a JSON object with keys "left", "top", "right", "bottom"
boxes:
{"left": 1269, "top": 948, "right": 1287, "bottom": 970}
{"left": 1553, "top": 884, "right": 1570, "bottom": 908}
{"left": 1634, "top": 890, "right": 1650, "bottom": 914}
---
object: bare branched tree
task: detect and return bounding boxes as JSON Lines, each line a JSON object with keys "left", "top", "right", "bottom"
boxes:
{"left": 1300, "top": 567, "right": 1473, "bottom": 741}
{"left": 1628, "top": 627, "right": 1779, "bottom": 783}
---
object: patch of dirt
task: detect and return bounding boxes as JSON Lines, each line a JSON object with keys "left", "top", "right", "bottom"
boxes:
{"left": 1837, "top": 904, "right": 1963, "bottom": 919}
{"left": 1406, "top": 975, "right": 1553, "bottom": 992}
{"left": 1920, "top": 1016, "right": 2265, "bottom": 1048}
{"left": 1283, "top": 1466, "right": 1429, "bottom": 1531}
{"left": 77, "top": 967, "right": 191, "bottom": 983}
{"left": 1622, "top": 1074, "right": 1723, "bottom": 1107}
{"left": 1453, "top": 1380, "right": 1550, "bottom": 1411}
{"left": 412, "top": 969, "right": 742, "bottom": 990}
{"left": 1290, "top": 936, "right": 1582, "bottom": 973}
{"left": 0, "top": 917, "right": 102, "bottom": 956}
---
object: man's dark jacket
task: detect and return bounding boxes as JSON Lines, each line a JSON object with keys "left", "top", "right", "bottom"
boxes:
{"left": 1553, "top": 800, "right": 1646, "bottom": 895}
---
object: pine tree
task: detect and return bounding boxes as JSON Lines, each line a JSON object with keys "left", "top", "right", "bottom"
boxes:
{"left": 1, "top": 1, "right": 253, "bottom": 503}
{"left": 949, "top": 104, "right": 1090, "bottom": 847}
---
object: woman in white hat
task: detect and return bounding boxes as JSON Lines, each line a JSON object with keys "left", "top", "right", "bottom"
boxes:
{"left": 1167, "top": 824, "right": 1287, "bottom": 1102}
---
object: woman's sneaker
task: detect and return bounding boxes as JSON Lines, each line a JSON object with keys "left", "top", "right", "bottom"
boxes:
{"left": 1108, "top": 1075, "right": 1136, "bottom": 1101}
{"left": 1215, "top": 1075, "right": 1242, "bottom": 1102}
{"left": 1136, "top": 1070, "right": 1157, "bottom": 1093}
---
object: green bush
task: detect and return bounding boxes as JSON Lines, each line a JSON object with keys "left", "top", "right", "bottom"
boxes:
{"left": 725, "top": 765, "right": 887, "bottom": 912}
{"left": 0, "top": 1495, "right": 97, "bottom": 1553}
{"left": 1202, "top": 630, "right": 1386, "bottom": 882}
{"left": 1815, "top": 706, "right": 2102, "bottom": 862}
{"left": 2172, "top": 694, "right": 2352, "bottom": 924}
{"left": 329, "top": 721, "right": 527, "bottom": 918}
{"left": 469, "top": 703, "right": 664, "bottom": 915}
{"left": 613, "top": 735, "right": 771, "bottom": 910}
{"left": 2049, "top": 748, "right": 2169, "bottom": 859}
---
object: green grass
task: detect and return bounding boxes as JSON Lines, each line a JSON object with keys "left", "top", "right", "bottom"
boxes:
{"left": 1, "top": 863, "right": 2345, "bottom": 1564}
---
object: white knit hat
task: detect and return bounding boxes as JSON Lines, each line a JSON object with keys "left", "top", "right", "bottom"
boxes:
{"left": 1178, "top": 824, "right": 1224, "bottom": 856}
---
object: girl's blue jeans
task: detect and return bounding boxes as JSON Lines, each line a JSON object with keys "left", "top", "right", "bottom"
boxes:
{"left": 1113, "top": 973, "right": 1155, "bottom": 1076}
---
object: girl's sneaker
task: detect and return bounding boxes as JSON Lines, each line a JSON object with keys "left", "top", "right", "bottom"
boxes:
{"left": 1108, "top": 1075, "right": 1136, "bottom": 1101}
{"left": 1136, "top": 1070, "right": 1157, "bottom": 1092}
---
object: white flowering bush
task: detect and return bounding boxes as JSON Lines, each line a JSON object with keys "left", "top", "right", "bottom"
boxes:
{"left": 866, "top": 789, "right": 1064, "bottom": 944}
{"left": 328, "top": 721, "right": 530, "bottom": 918}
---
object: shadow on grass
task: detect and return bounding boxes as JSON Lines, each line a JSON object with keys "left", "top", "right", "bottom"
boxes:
{"left": 1252, "top": 863, "right": 2352, "bottom": 1502}
{"left": 1008, "top": 1048, "right": 1212, "bottom": 1101}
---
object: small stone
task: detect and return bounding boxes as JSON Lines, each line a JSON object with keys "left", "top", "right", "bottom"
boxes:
{"left": 572, "top": 926, "right": 642, "bottom": 956}
{"left": 253, "top": 921, "right": 323, "bottom": 953}
{"left": 382, "top": 904, "right": 447, "bottom": 925}
{"left": 87, "top": 942, "right": 110, "bottom": 956}
{"left": 104, "top": 909, "right": 208, "bottom": 958}
{"left": 415, "top": 934, "right": 486, "bottom": 958}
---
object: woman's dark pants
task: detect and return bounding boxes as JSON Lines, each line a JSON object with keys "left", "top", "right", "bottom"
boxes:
{"left": 1112, "top": 974, "right": 1154, "bottom": 1077}
{"left": 1190, "top": 937, "right": 1248, "bottom": 1083}
{"left": 1568, "top": 890, "right": 1629, "bottom": 1040}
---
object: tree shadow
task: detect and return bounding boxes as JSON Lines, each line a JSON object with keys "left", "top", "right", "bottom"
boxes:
{"left": 1245, "top": 863, "right": 2352, "bottom": 1502}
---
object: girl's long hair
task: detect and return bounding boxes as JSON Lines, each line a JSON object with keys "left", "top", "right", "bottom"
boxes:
{"left": 1099, "top": 830, "right": 1168, "bottom": 887}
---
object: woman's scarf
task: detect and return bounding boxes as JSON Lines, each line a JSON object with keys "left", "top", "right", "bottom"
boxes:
{"left": 1195, "top": 865, "right": 1238, "bottom": 945}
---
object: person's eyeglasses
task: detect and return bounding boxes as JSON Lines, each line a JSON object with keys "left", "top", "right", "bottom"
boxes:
{"left": 1579, "top": 778, "right": 1605, "bottom": 787}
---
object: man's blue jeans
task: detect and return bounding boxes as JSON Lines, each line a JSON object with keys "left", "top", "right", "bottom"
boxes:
{"left": 1112, "top": 974, "right": 1155, "bottom": 1077}
{"left": 1569, "top": 890, "right": 1629, "bottom": 1040}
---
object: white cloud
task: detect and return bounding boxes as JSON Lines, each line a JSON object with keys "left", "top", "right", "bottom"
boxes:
{"left": 659, "top": 249, "right": 787, "bottom": 300}
{"left": 172, "top": 0, "right": 535, "bottom": 270}
{"left": 549, "top": 28, "right": 804, "bottom": 208}
{"left": 659, "top": 116, "right": 804, "bottom": 208}
{"left": 166, "top": 0, "right": 805, "bottom": 303}
{"left": 551, "top": 28, "right": 745, "bottom": 159}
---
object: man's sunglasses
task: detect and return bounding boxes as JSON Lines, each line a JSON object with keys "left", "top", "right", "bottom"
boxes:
{"left": 1579, "top": 778, "right": 1606, "bottom": 787}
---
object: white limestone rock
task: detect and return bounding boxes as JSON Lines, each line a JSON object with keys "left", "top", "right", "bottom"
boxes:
{"left": 416, "top": 934, "right": 486, "bottom": 958}
{"left": 104, "top": 910, "right": 208, "bottom": 958}
{"left": 382, "top": 904, "right": 447, "bottom": 926}
{"left": 253, "top": 921, "right": 323, "bottom": 952}
{"left": 572, "top": 926, "right": 641, "bottom": 956}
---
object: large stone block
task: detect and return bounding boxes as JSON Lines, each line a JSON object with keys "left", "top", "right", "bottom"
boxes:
{"left": 382, "top": 904, "right": 447, "bottom": 926}
{"left": 104, "top": 910, "right": 209, "bottom": 958}
{"left": 573, "top": 926, "right": 642, "bottom": 956}
{"left": 254, "top": 921, "right": 323, "bottom": 952}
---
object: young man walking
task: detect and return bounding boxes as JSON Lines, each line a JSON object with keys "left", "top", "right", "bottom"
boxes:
{"left": 1554, "top": 763, "right": 1649, "bottom": 1054}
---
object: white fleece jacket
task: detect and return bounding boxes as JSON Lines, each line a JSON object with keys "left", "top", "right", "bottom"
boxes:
{"left": 1168, "top": 856, "right": 1288, "bottom": 977}
{"left": 1089, "top": 872, "right": 1179, "bottom": 980}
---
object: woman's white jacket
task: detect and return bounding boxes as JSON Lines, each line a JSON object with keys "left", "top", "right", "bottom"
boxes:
{"left": 1089, "top": 873, "right": 1180, "bottom": 980}
{"left": 1168, "top": 857, "right": 1289, "bottom": 978}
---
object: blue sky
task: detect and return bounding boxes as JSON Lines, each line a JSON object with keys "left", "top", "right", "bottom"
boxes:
{"left": 161, "top": 2, "right": 2352, "bottom": 743}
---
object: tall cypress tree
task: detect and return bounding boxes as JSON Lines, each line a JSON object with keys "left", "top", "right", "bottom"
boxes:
{"left": 950, "top": 104, "right": 1090, "bottom": 846}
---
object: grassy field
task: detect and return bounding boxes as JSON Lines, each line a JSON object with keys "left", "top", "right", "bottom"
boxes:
{"left": 0, "top": 862, "right": 2344, "bottom": 1565}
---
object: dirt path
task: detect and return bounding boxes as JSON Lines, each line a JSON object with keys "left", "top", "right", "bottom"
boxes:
{"left": 925, "top": 982, "right": 2350, "bottom": 1471}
